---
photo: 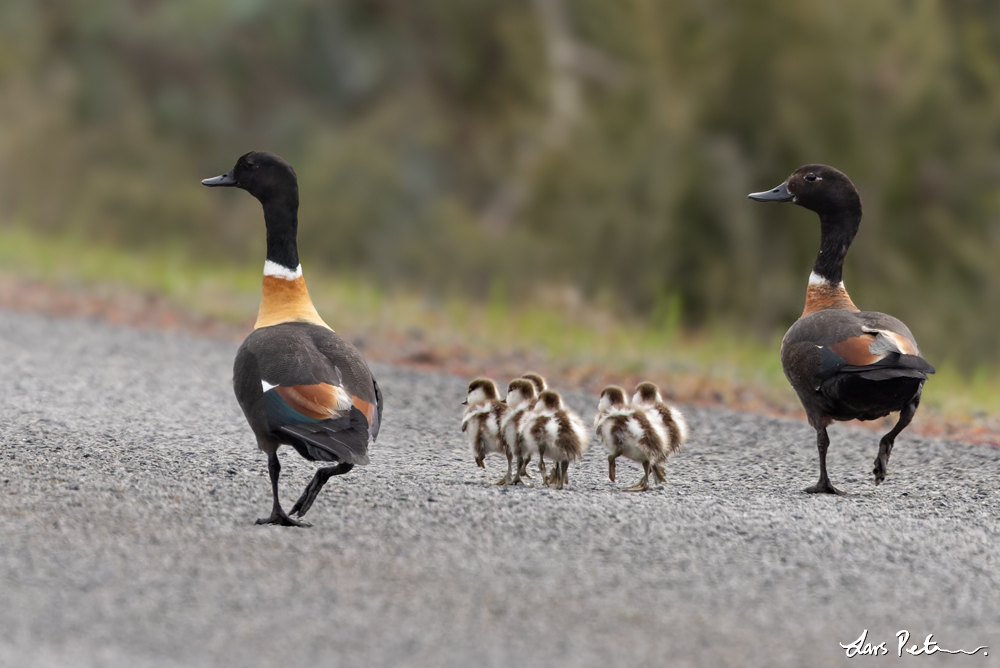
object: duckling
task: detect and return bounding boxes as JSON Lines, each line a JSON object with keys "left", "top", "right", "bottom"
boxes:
{"left": 749, "top": 165, "right": 935, "bottom": 493}
{"left": 204, "top": 152, "right": 382, "bottom": 527}
{"left": 521, "top": 372, "right": 548, "bottom": 395}
{"left": 500, "top": 378, "right": 539, "bottom": 485}
{"left": 631, "top": 381, "right": 689, "bottom": 460}
{"left": 461, "top": 378, "right": 511, "bottom": 484}
{"left": 513, "top": 372, "right": 547, "bottom": 478}
{"left": 520, "top": 390, "right": 590, "bottom": 489}
{"left": 594, "top": 386, "right": 668, "bottom": 491}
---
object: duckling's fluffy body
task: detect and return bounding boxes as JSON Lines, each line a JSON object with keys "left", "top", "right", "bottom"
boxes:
{"left": 461, "top": 378, "right": 511, "bottom": 484}
{"left": 520, "top": 390, "right": 590, "bottom": 489}
{"left": 630, "top": 382, "right": 689, "bottom": 455}
{"left": 500, "top": 378, "right": 538, "bottom": 485}
{"left": 595, "top": 384, "right": 684, "bottom": 491}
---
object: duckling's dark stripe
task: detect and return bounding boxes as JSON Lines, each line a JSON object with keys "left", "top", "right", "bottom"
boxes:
{"left": 555, "top": 412, "right": 583, "bottom": 460}
{"left": 632, "top": 410, "right": 665, "bottom": 461}
{"left": 655, "top": 404, "right": 683, "bottom": 454}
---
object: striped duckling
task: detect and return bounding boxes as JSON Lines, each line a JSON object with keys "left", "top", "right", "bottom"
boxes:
{"left": 594, "top": 385, "right": 668, "bottom": 491}
{"left": 520, "top": 390, "right": 590, "bottom": 490}
{"left": 461, "top": 378, "right": 511, "bottom": 484}
{"left": 512, "top": 371, "right": 547, "bottom": 480}
{"left": 500, "top": 378, "right": 538, "bottom": 485}
{"left": 203, "top": 152, "right": 382, "bottom": 527}
{"left": 749, "top": 165, "right": 934, "bottom": 493}
{"left": 631, "top": 382, "right": 688, "bottom": 482}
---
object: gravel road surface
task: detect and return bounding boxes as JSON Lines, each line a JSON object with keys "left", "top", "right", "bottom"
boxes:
{"left": 1, "top": 309, "right": 998, "bottom": 667}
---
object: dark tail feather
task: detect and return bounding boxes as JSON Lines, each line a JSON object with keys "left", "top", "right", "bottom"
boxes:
{"left": 281, "top": 406, "right": 370, "bottom": 465}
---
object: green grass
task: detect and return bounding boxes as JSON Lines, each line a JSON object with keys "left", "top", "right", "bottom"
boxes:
{"left": 1, "top": 224, "right": 998, "bottom": 430}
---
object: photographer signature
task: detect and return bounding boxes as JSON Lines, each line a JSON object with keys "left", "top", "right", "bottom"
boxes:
{"left": 841, "top": 629, "right": 989, "bottom": 658}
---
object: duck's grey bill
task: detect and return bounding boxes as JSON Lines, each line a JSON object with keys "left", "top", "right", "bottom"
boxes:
{"left": 201, "top": 171, "right": 237, "bottom": 187}
{"left": 747, "top": 182, "right": 793, "bottom": 202}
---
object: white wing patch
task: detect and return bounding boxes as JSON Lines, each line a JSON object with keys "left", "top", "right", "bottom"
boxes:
{"left": 863, "top": 327, "right": 919, "bottom": 356}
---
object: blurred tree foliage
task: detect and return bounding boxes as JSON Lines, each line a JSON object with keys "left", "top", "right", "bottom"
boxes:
{"left": 2, "top": 0, "right": 1000, "bottom": 368}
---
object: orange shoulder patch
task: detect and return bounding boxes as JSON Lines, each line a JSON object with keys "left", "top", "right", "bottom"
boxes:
{"left": 828, "top": 334, "right": 883, "bottom": 366}
{"left": 276, "top": 383, "right": 352, "bottom": 420}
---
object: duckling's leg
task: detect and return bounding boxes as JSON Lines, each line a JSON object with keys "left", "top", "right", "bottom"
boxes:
{"left": 608, "top": 455, "right": 617, "bottom": 482}
{"left": 873, "top": 397, "right": 918, "bottom": 486}
{"left": 519, "top": 454, "right": 533, "bottom": 479}
{"left": 289, "top": 462, "right": 354, "bottom": 518}
{"left": 493, "top": 451, "right": 513, "bottom": 485}
{"left": 804, "top": 427, "right": 842, "bottom": 494}
{"left": 256, "top": 452, "right": 311, "bottom": 527}
{"left": 652, "top": 463, "right": 666, "bottom": 484}
{"left": 538, "top": 449, "right": 548, "bottom": 486}
{"left": 553, "top": 462, "right": 565, "bottom": 490}
{"left": 624, "top": 461, "right": 650, "bottom": 492}
{"left": 512, "top": 455, "right": 525, "bottom": 484}
{"left": 561, "top": 461, "right": 570, "bottom": 487}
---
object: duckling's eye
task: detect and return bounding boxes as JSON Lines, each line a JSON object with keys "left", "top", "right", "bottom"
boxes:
{"left": 805, "top": 173, "right": 820, "bottom": 182}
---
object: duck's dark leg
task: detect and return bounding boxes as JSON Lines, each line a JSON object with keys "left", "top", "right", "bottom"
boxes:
{"left": 873, "top": 396, "right": 918, "bottom": 486}
{"left": 608, "top": 455, "right": 617, "bottom": 482}
{"left": 256, "top": 452, "right": 311, "bottom": 527}
{"left": 804, "top": 427, "right": 842, "bottom": 495}
{"left": 289, "top": 462, "right": 354, "bottom": 518}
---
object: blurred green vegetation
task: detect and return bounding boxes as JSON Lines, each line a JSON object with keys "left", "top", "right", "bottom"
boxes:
{"left": 2, "top": 0, "right": 1000, "bottom": 372}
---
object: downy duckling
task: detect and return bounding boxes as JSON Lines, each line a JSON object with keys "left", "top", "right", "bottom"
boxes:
{"left": 521, "top": 372, "right": 548, "bottom": 395}
{"left": 500, "top": 378, "right": 538, "bottom": 485}
{"left": 631, "top": 382, "right": 688, "bottom": 485}
{"left": 520, "top": 390, "right": 590, "bottom": 490}
{"left": 514, "top": 372, "right": 547, "bottom": 478}
{"left": 594, "top": 386, "right": 668, "bottom": 491}
{"left": 461, "top": 378, "right": 511, "bottom": 484}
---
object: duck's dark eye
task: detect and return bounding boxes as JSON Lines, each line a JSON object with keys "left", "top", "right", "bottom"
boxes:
{"left": 805, "top": 173, "right": 817, "bottom": 181}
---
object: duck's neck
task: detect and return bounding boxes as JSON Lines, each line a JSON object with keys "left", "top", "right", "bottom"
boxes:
{"left": 803, "top": 209, "right": 861, "bottom": 316}
{"left": 254, "top": 197, "right": 331, "bottom": 331}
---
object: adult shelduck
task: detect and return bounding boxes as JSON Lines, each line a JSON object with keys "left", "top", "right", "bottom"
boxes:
{"left": 203, "top": 151, "right": 382, "bottom": 526}
{"left": 748, "top": 164, "right": 934, "bottom": 494}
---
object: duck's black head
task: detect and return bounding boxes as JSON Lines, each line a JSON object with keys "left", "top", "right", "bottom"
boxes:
{"left": 202, "top": 151, "right": 298, "bottom": 205}
{"left": 748, "top": 164, "right": 860, "bottom": 217}
{"left": 748, "top": 164, "right": 862, "bottom": 284}
{"left": 203, "top": 152, "right": 300, "bottom": 271}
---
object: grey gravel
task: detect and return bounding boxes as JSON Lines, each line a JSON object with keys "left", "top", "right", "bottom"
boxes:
{"left": 1, "top": 308, "right": 999, "bottom": 668}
